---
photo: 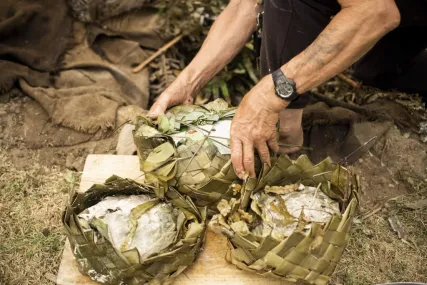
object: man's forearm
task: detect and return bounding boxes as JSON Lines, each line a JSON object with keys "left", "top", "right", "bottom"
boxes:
{"left": 172, "top": 0, "right": 257, "bottom": 97}
{"left": 283, "top": 0, "right": 400, "bottom": 95}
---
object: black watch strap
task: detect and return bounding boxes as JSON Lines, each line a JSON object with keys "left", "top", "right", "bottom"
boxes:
{"left": 272, "top": 69, "right": 290, "bottom": 88}
{"left": 286, "top": 92, "right": 312, "bottom": 109}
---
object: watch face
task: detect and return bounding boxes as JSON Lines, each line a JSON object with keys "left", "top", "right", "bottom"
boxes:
{"left": 276, "top": 82, "right": 294, "bottom": 98}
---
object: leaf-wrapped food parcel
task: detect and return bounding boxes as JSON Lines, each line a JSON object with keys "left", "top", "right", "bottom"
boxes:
{"left": 133, "top": 99, "right": 262, "bottom": 216}
{"left": 209, "top": 154, "right": 359, "bottom": 285}
{"left": 62, "top": 176, "right": 207, "bottom": 285}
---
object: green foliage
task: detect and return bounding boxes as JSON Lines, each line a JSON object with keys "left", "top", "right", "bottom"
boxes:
{"left": 149, "top": 1, "right": 259, "bottom": 107}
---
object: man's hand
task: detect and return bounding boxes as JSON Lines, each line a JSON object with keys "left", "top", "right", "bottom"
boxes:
{"left": 230, "top": 75, "right": 287, "bottom": 179}
{"left": 148, "top": 82, "right": 194, "bottom": 118}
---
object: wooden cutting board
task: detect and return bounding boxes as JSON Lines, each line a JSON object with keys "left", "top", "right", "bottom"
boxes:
{"left": 56, "top": 155, "right": 289, "bottom": 285}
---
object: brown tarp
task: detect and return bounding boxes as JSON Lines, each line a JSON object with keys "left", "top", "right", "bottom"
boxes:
{"left": 0, "top": 1, "right": 152, "bottom": 135}
{"left": 0, "top": 0, "right": 73, "bottom": 93}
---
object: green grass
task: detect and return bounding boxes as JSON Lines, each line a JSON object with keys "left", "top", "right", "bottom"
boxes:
{"left": 0, "top": 152, "right": 79, "bottom": 285}
{"left": 332, "top": 183, "right": 427, "bottom": 285}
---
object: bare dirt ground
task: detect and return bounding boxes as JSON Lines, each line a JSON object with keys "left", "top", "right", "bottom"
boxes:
{"left": 333, "top": 129, "right": 427, "bottom": 284}
{"left": 0, "top": 88, "right": 426, "bottom": 284}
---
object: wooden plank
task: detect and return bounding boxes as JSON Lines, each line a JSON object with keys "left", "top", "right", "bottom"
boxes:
{"left": 57, "top": 155, "right": 289, "bottom": 285}
{"left": 78, "top": 155, "right": 145, "bottom": 193}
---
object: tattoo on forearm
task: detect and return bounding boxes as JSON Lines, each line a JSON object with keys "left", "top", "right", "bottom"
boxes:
{"left": 297, "top": 28, "right": 345, "bottom": 70}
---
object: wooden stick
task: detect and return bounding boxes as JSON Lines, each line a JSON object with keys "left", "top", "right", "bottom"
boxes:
{"left": 337, "top": 73, "right": 360, "bottom": 89}
{"left": 132, "top": 34, "right": 184, "bottom": 73}
{"left": 311, "top": 90, "right": 368, "bottom": 114}
{"left": 362, "top": 206, "right": 382, "bottom": 220}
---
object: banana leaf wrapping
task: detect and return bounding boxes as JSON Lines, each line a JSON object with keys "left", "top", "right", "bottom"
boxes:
{"left": 209, "top": 154, "right": 359, "bottom": 285}
{"left": 62, "top": 176, "right": 207, "bottom": 285}
{"left": 133, "top": 99, "right": 261, "bottom": 216}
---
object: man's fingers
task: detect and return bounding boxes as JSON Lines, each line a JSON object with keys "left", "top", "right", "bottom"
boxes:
{"left": 148, "top": 97, "right": 169, "bottom": 118}
{"left": 230, "top": 137, "right": 245, "bottom": 179}
{"left": 256, "top": 142, "right": 271, "bottom": 166}
{"left": 243, "top": 141, "right": 255, "bottom": 177}
{"left": 267, "top": 137, "right": 280, "bottom": 154}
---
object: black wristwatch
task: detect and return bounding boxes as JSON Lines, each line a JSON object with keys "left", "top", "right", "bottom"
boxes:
{"left": 272, "top": 68, "right": 298, "bottom": 101}
{"left": 272, "top": 69, "right": 309, "bottom": 109}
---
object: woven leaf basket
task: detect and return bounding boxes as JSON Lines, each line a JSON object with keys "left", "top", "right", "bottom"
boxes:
{"left": 62, "top": 176, "right": 207, "bottom": 285}
{"left": 133, "top": 99, "right": 261, "bottom": 216}
{"left": 210, "top": 154, "right": 359, "bottom": 285}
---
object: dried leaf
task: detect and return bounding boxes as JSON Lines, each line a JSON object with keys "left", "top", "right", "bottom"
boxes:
{"left": 404, "top": 199, "right": 427, "bottom": 210}
{"left": 237, "top": 209, "right": 253, "bottom": 224}
{"left": 388, "top": 215, "right": 408, "bottom": 240}
{"left": 143, "top": 142, "right": 176, "bottom": 172}
{"left": 204, "top": 98, "right": 230, "bottom": 112}
{"left": 231, "top": 183, "right": 242, "bottom": 196}
{"left": 158, "top": 114, "right": 170, "bottom": 133}
{"left": 217, "top": 199, "right": 232, "bottom": 217}
{"left": 230, "top": 221, "right": 250, "bottom": 236}
{"left": 265, "top": 184, "right": 299, "bottom": 195}
{"left": 208, "top": 214, "right": 233, "bottom": 238}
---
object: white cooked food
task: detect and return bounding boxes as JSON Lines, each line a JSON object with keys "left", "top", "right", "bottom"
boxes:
{"left": 170, "top": 119, "right": 232, "bottom": 155}
{"left": 78, "top": 195, "right": 180, "bottom": 261}
{"left": 251, "top": 185, "right": 340, "bottom": 240}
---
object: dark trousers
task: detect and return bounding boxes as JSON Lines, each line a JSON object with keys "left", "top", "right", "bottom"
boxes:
{"left": 260, "top": 0, "right": 427, "bottom": 96}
